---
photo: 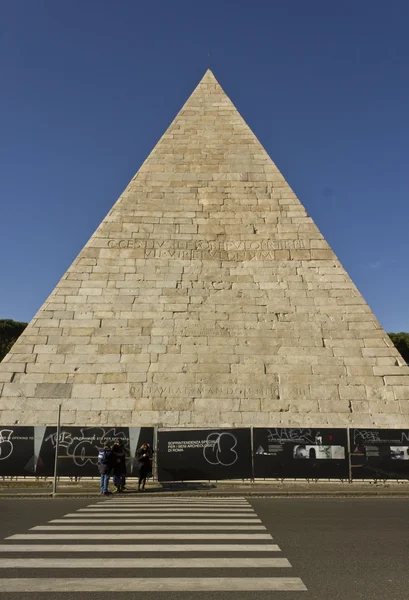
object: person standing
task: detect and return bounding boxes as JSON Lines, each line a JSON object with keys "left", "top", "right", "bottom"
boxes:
{"left": 112, "top": 438, "right": 127, "bottom": 493}
{"left": 137, "top": 442, "right": 153, "bottom": 492}
{"left": 97, "top": 442, "right": 113, "bottom": 496}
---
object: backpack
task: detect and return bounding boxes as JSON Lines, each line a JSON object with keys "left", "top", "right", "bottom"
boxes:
{"left": 98, "top": 449, "right": 111, "bottom": 465}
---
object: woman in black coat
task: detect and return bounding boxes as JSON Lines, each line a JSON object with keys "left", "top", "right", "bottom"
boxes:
{"left": 112, "top": 439, "right": 127, "bottom": 493}
{"left": 137, "top": 442, "right": 152, "bottom": 491}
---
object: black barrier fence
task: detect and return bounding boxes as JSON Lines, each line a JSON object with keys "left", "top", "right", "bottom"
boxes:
{"left": 1, "top": 425, "right": 409, "bottom": 481}
{"left": 254, "top": 427, "right": 349, "bottom": 479}
{"left": 0, "top": 426, "right": 154, "bottom": 478}
{"left": 157, "top": 428, "right": 252, "bottom": 482}
{"left": 350, "top": 428, "right": 409, "bottom": 480}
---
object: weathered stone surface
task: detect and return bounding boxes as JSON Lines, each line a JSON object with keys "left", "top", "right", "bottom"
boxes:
{"left": 0, "top": 69, "right": 407, "bottom": 428}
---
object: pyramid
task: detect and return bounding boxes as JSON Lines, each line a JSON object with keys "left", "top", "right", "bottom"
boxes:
{"left": 1, "top": 70, "right": 408, "bottom": 429}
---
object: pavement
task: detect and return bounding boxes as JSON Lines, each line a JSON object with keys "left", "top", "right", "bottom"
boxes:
{"left": 1, "top": 479, "right": 409, "bottom": 497}
{"left": 0, "top": 496, "right": 408, "bottom": 599}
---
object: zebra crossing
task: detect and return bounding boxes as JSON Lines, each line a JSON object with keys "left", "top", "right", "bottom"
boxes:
{"left": 0, "top": 496, "right": 307, "bottom": 593}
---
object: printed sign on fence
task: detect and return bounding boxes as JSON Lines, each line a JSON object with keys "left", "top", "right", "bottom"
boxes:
{"left": 254, "top": 427, "right": 349, "bottom": 479}
{"left": 350, "top": 428, "right": 409, "bottom": 480}
{"left": 157, "top": 428, "right": 252, "bottom": 481}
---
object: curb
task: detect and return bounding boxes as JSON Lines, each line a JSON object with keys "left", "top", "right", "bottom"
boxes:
{"left": 2, "top": 490, "right": 409, "bottom": 498}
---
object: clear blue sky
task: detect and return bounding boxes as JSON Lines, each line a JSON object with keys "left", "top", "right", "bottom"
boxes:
{"left": 1, "top": 0, "right": 408, "bottom": 331}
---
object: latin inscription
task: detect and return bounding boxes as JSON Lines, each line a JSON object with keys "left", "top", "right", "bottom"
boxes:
{"left": 106, "top": 239, "right": 307, "bottom": 261}
{"left": 143, "top": 384, "right": 277, "bottom": 399}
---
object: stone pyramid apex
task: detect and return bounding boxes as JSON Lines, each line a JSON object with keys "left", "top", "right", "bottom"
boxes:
{"left": 1, "top": 70, "right": 408, "bottom": 429}
{"left": 201, "top": 68, "right": 218, "bottom": 82}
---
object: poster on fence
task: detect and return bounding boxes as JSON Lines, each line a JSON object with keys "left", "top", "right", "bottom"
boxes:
{"left": 350, "top": 429, "right": 409, "bottom": 480}
{"left": 254, "top": 428, "right": 349, "bottom": 479}
{"left": 33, "top": 426, "right": 154, "bottom": 477}
{"left": 0, "top": 426, "right": 35, "bottom": 476}
{"left": 157, "top": 428, "right": 252, "bottom": 481}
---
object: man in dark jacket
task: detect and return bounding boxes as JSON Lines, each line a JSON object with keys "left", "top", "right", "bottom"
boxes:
{"left": 97, "top": 442, "right": 113, "bottom": 495}
{"left": 112, "top": 438, "right": 127, "bottom": 493}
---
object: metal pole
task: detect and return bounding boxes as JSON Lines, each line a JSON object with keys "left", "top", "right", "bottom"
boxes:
{"left": 153, "top": 426, "right": 158, "bottom": 482}
{"left": 52, "top": 404, "right": 62, "bottom": 495}
{"left": 250, "top": 426, "right": 255, "bottom": 483}
{"left": 347, "top": 426, "right": 352, "bottom": 483}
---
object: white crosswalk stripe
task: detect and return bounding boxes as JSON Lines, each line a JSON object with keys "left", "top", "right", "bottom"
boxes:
{"left": 0, "top": 577, "right": 307, "bottom": 592}
{"left": 32, "top": 524, "right": 267, "bottom": 530}
{"left": 9, "top": 533, "right": 272, "bottom": 540}
{"left": 52, "top": 517, "right": 262, "bottom": 522}
{"left": 0, "top": 496, "right": 307, "bottom": 593}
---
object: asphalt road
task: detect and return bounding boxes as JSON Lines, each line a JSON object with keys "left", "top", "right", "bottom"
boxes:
{"left": 0, "top": 496, "right": 408, "bottom": 599}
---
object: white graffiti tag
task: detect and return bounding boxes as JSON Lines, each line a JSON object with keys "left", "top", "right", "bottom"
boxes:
{"left": 203, "top": 432, "right": 238, "bottom": 466}
{"left": 0, "top": 429, "right": 14, "bottom": 461}
{"left": 45, "top": 428, "right": 129, "bottom": 467}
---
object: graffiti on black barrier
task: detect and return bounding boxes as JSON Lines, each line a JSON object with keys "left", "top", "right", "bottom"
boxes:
{"left": 45, "top": 427, "right": 129, "bottom": 468}
{"left": 36, "top": 426, "right": 154, "bottom": 477}
{"left": 203, "top": 432, "right": 239, "bottom": 466}
{"left": 0, "top": 426, "right": 36, "bottom": 476}
{"left": 253, "top": 428, "right": 349, "bottom": 479}
{"left": 158, "top": 428, "right": 252, "bottom": 482}
{"left": 350, "top": 429, "right": 409, "bottom": 479}
{"left": 0, "top": 429, "right": 14, "bottom": 461}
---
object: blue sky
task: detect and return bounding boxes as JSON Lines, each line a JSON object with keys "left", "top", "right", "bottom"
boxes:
{"left": 1, "top": 0, "right": 408, "bottom": 331}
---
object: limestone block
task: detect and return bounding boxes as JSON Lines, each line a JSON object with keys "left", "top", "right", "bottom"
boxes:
{"left": 346, "top": 366, "right": 375, "bottom": 376}
{"left": 72, "top": 384, "right": 101, "bottom": 398}
{"left": 35, "top": 383, "right": 73, "bottom": 399}
{"left": 393, "top": 386, "right": 409, "bottom": 401}
{"left": 97, "top": 374, "right": 127, "bottom": 384}
{"left": 289, "top": 400, "right": 319, "bottom": 413}
{"left": 338, "top": 385, "right": 366, "bottom": 400}
{"left": 261, "top": 398, "right": 290, "bottom": 412}
{"left": 191, "top": 411, "right": 221, "bottom": 426}
{"left": 64, "top": 399, "right": 93, "bottom": 410}
{"left": 0, "top": 398, "right": 26, "bottom": 410}
{"left": 279, "top": 383, "right": 309, "bottom": 401}
{"left": 366, "top": 386, "right": 395, "bottom": 402}
{"left": 101, "top": 384, "right": 131, "bottom": 398}
{"left": 348, "top": 413, "right": 376, "bottom": 427}
{"left": 318, "top": 400, "right": 351, "bottom": 413}
{"left": 310, "top": 385, "right": 339, "bottom": 400}
{"left": 240, "top": 411, "right": 270, "bottom": 426}
{"left": 106, "top": 398, "right": 135, "bottom": 410}
{"left": 75, "top": 411, "right": 102, "bottom": 425}
{"left": 373, "top": 366, "right": 409, "bottom": 376}
{"left": 104, "top": 411, "right": 132, "bottom": 425}
{"left": 0, "top": 373, "right": 13, "bottom": 383}
{"left": 1, "top": 384, "right": 36, "bottom": 398}
{"left": 384, "top": 376, "right": 409, "bottom": 385}
{"left": 134, "top": 398, "right": 154, "bottom": 410}
{"left": 351, "top": 400, "right": 370, "bottom": 413}
{"left": 312, "top": 365, "right": 346, "bottom": 376}
{"left": 60, "top": 411, "right": 77, "bottom": 424}
{"left": 158, "top": 411, "right": 180, "bottom": 426}
{"left": 131, "top": 411, "right": 160, "bottom": 425}
{"left": 91, "top": 399, "right": 107, "bottom": 410}
{"left": 194, "top": 398, "right": 240, "bottom": 412}
{"left": 239, "top": 399, "right": 261, "bottom": 411}
{"left": 373, "top": 414, "right": 404, "bottom": 427}
{"left": 0, "top": 363, "right": 26, "bottom": 373}
{"left": 178, "top": 411, "right": 193, "bottom": 425}
{"left": 43, "top": 374, "right": 69, "bottom": 383}
{"left": 0, "top": 410, "right": 24, "bottom": 424}
{"left": 398, "top": 401, "right": 409, "bottom": 414}
{"left": 369, "top": 401, "right": 400, "bottom": 414}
